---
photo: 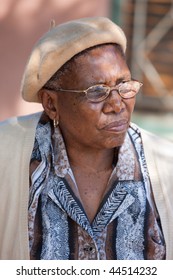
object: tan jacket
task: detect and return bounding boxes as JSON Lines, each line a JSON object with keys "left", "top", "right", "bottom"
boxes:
{"left": 0, "top": 112, "right": 173, "bottom": 259}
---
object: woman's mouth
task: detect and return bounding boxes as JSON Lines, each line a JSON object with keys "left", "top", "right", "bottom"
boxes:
{"left": 102, "top": 119, "right": 128, "bottom": 132}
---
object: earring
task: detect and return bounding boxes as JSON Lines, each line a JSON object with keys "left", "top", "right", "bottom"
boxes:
{"left": 53, "top": 119, "right": 59, "bottom": 128}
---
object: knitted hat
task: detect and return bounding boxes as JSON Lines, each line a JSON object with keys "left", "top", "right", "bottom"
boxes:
{"left": 21, "top": 16, "right": 127, "bottom": 103}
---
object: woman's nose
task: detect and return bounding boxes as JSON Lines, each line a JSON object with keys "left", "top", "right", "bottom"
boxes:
{"left": 102, "top": 89, "right": 125, "bottom": 114}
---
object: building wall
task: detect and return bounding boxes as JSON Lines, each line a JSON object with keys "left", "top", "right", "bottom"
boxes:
{"left": 121, "top": 0, "right": 173, "bottom": 111}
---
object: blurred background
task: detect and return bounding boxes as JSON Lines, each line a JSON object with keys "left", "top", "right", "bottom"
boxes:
{"left": 0, "top": 0, "right": 173, "bottom": 140}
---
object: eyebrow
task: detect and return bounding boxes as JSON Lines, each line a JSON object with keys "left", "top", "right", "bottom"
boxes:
{"left": 96, "top": 75, "right": 131, "bottom": 86}
{"left": 116, "top": 75, "right": 131, "bottom": 84}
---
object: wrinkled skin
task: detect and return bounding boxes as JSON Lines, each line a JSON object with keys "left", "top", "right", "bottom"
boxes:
{"left": 56, "top": 45, "right": 136, "bottom": 151}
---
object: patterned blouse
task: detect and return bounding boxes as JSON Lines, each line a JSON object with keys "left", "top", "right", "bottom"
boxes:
{"left": 28, "top": 114, "right": 166, "bottom": 260}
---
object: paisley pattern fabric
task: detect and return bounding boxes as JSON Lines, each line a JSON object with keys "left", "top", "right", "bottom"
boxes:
{"left": 28, "top": 116, "right": 166, "bottom": 260}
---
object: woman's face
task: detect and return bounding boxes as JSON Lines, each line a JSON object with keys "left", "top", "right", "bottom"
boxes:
{"left": 56, "top": 45, "right": 136, "bottom": 150}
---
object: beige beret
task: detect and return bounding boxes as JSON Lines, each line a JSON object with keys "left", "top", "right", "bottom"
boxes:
{"left": 21, "top": 16, "right": 127, "bottom": 103}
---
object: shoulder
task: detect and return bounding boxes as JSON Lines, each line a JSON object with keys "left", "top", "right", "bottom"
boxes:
{"left": 0, "top": 112, "right": 42, "bottom": 150}
{"left": 129, "top": 122, "right": 173, "bottom": 158}
{"left": 0, "top": 111, "right": 42, "bottom": 132}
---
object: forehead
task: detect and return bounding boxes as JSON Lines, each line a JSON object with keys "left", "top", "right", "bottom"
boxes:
{"left": 74, "top": 44, "right": 125, "bottom": 65}
{"left": 67, "top": 44, "right": 130, "bottom": 85}
{"left": 51, "top": 43, "right": 130, "bottom": 94}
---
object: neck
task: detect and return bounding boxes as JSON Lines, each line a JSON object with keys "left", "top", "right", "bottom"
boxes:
{"left": 67, "top": 146, "right": 118, "bottom": 172}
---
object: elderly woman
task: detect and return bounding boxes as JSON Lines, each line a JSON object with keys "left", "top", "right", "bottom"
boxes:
{"left": 0, "top": 17, "right": 173, "bottom": 260}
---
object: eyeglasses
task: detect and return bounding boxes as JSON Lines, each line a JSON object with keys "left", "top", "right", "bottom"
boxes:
{"left": 45, "top": 80, "right": 143, "bottom": 103}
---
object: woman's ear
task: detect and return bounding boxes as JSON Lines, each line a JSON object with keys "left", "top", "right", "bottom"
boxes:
{"left": 38, "top": 89, "right": 59, "bottom": 121}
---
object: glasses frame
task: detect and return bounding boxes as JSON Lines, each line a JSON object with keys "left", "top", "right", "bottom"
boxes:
{"left": 44, "top": 79, "right": 143, "bottom": 103}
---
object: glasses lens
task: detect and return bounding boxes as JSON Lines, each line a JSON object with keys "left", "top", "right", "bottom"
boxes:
{"left": 86, "top": 85, "right": 109, "bottom": 102}
{"left": 119, "top": 81, "right": 142, "bottom": 98}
